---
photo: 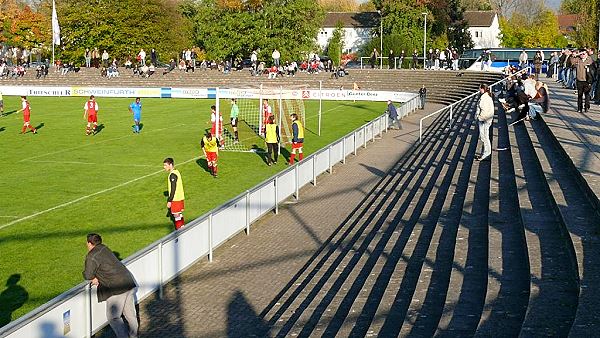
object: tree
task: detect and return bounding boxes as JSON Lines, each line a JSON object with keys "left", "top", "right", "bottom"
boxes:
{"left": 1, "top": 0, "right": 50, "bottom": 49}
{"left": 318, "top": 0, "right": 359, "bottom": 12}
{"left": 499, "top": 9, "right": 568, "bottom": 48}
{"left": 460, "top": 0, "right": 492, "bottom": 11}
{"left": 51, "top": 0, "right": 192, "bottom": 63}
{"left": 193, "top": 0, "right": 324, "bottom": 61}
{"left": 561, "top": 0, "right": 599, "bottom": 47}
{"left": 327, "top": 21, "right": 344, "bottom": 66}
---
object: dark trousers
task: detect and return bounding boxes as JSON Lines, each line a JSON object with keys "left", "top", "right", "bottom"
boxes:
{"left": 267, "top": 143, "right": 278, "bottom": 163}
{"left": 576, "top": 80, "right": 591, "bottom": 111}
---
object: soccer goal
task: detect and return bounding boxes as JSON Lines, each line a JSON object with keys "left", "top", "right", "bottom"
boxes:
{"left": 216, "top": 85, "right": 307, "bottom": 152}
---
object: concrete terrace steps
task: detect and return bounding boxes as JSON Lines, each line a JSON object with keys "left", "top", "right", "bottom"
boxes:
{"left": 1, "top": 69, "right": 503, "bottom": 105}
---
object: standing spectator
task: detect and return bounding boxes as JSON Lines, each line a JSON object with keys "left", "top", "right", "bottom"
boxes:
{"left": 201, "top": 132, "right": 220, "bottom": 178}
{"left": 138, "top": 49, "right": 146, "bottom": 65}
{"left": 83, "top": 233, "right": 138, "bottom": 338}
{"left": 399, "top": 50, "right": 405, "bottom": 69}
{"left": 230, "top": 98, "right": 239, "bottom": 143}
{"left": 251, "top": 50, "right": 258, "bottom": 75}
{"left": 427, "top": 48, "right": 434, "bottom": 70}
{"left": 129, "top": 97, "right": 142, "bottom": 134}
{"left": 571, "top": 50, "right": 594, "bottom": 113}
{"left": 475, "top": 84, "right": 494, "bottom": 161}
{"left": 92, "top": 47, "right": 100, "bottom": 68}
{"left": 272, "top": 49, "right": 280, "bottom": 67}
{"left": 163, "top": 157, "right": 185, "bottom": 228}
{"left": 288, "top": 113, "right": 304, "bottom": 165}
{"left": 548, "top": 51, "right": 559, "bottom": 78}
{"left": 451, "top": 48, "right": 459, "bottom": 71}
{"left": 412, "top": 49, "right": 418, "bottom": 70}
{"left": 83, "top": 95, "right": 99, "bottom": 135}
{"left": 370, "top": 48, "right": 379, "bottom": 69}
{"left": 18, "top": 96, "right": 37, "bottom": 134}
{"left": 533, "top": 50, "right": 542, "bottom": 80}
{"left": 185, "top": 49, "right": 192, "bottom": 64}
{"left": 387, "top": 100, "right": 400, "bottom": 129}
{"left": 594, "top": 57, "right": 600, "bottom": 104}
{"left": 85, "top": 48, "right": 91, "bottom": 68}
{"left": 388, "top": 49, "right": 394, "bottom": 69}
{"left": 264, "top": 115, "right": 280, "bottom": 166}
{"left": 434, "top": 49, "right": 440, "bottom": 70}
{"left": 419, "top": 85, "right": 427, "bottom": 109}
{"left": 151, "top": 49, "right": 157, "bottom": 66}
{"left": 439, "top": 49, "right": 446, "bottom": 70}
{"left": 101, "top": 50, "right": 109, "bottom": 67}
{"left": 519, "top": 49, "right": 528, "bottom": 69}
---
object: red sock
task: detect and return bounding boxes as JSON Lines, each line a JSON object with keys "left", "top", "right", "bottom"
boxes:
{"left": 208, "top": 164, "right": 213, "bottom": 174}
{"left": 289, "top": 153, "right": 296, "bottom": 164}
{"left": 29, "top": 125, "right": 36, "bottom": 131}
{"left": 299, "top": 153, "right": 303, "bottom": 161}
{"left": 213, "top": 166, "right": 218, "bottom": 175}
{"left": 22, "top": 126, "right": 27, "bottom": 133}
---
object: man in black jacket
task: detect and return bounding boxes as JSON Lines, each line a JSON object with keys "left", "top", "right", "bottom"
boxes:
{"left": 84, "top": 234, "right": 138, "bottom": 338}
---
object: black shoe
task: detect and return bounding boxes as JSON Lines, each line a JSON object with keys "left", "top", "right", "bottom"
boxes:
{"left": 476, "top": 155, "right": 490, "bottom": 162}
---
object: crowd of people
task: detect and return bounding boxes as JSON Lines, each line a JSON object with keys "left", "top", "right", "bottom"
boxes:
{"left": 553, "top": 48, "right": 600, "bottom": 112}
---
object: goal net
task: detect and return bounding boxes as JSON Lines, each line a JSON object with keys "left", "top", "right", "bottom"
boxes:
{"left": 217, "top": 86, "right": 307, "bottom": 152}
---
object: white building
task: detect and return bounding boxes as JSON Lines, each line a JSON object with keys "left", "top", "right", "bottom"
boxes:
{"left": 317, "top": 12, "right": 378, "bottom": 54}
{"left": 464, "top": 11, "right": 502, "bottom": 49}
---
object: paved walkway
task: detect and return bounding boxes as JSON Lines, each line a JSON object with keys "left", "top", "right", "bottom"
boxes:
{"left": 539, "top": 78, "right": 600, "bottom": 203}
{"left": 133, "top": 104, "right": 444, "bottom": 337}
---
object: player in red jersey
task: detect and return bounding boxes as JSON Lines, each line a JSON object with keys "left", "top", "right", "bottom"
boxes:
{"left": 210, "top": 105, "right": 224, "bottom": 148}
{"left": 262, "top": 99, "right": 272, "bottom": 135}
{"left": 17, "top": 96, "right": 37, "bottom": 134}
{"left": 83, "top": 95, "right": 99, "bottom": 135}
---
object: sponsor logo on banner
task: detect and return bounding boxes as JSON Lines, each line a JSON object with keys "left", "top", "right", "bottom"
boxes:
{"left": 171, "top": 88, "right": 208, "bottom": 98}
{"left": 70, "top": 87, "right": 161, "bottom": 97}
{"left": 302, "top": 90, "right": 310, "bottom": 99}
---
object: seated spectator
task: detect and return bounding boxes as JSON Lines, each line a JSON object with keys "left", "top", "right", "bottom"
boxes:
{"left": 100, "top": 67, "right": 107, "bottom": 77}
{"left": 299, "top": 61, "right": 308, "bottom": 72}
{"left": 178, "top": 59, "right": 186, "bottom": 71}
{"left": 140, "top": 64, "right": 149, "bottom": 77}
{"left": 268, "top": 65, "right": 278, "bottom": 79}
{"left": 0, "top": 62, "right": 7, "bottom": 78}
{"left": 107, "top": 65, "right": 119, "bottom": 78}
{"left": 124, "top": 58, "right": 132, "bottom": 69}
{"left": 223, "top": 60, "right": 231, "bottom": 74}
{"left": 286, "top": 62, "right": 296, "bottom": 77}
{"left": 200, "top": 60, "right": 208, "bottom": 71}
{"left": 529, "top": 81, "right": 549, "bottom": 119}
{"left": 185, "top": 60, "right": 194, "bottom": 72}
{"left": 148, "top": 64, "right": 155, "bottom": 77}
{"left": 163, "top": 59, "right": 176, "bottom": 75}
{"left": 257, "top": 62, "right": 265, "bottom": 75}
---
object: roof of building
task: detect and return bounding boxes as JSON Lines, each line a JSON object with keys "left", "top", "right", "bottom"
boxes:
{"left": 557, "top": 14, "right": 578, "bottom": 31}
{"left": 463, "top": 11, "right": 497, "bottom": 27}
{"left": 322, "top": 12, "right": 379, "bottom": 29}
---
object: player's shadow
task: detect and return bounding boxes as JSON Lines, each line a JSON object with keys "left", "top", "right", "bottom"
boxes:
{"left": 250, "top": 145, "right": 270, "bottom": 164}
{"left": 94, "top": 124, "right": 105, "bottom": 135}
{"left": 0, "top": 127, "right": 5, "bottom": 133}
{"left": 279, "top": 146, "right": 291, "bottom": 163}
{"left": 33, "top": 122, "right": 45, "bottom": 131}
{"left": 195, "top": 158, "right": 211, "bottom": 174}
{"left": 2, "top": 110, "right": 17, "bottom": 117}
{"left": 132, "top": 123, "right": 144, "bottom": 132}
{"left": 0, "top": 274, "right": 29, "bottom": 327}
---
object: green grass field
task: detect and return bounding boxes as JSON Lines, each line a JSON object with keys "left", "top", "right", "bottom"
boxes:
{"left": 0, "top": 95, "right": 386, "bottom": 325}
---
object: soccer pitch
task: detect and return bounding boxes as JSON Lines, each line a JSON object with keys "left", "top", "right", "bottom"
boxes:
{"left": 0, "top": 95, "right": 386, "bottom": 323}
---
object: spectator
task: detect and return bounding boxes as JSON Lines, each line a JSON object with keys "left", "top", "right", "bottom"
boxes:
{"left": 185, "top": 60, "right": 194, "bottom": 73}
{"left": 101, "top": 50, "right": 109, "bottom": 67}
{"left": 388, "top": 49, "right": 394, "bottom": 69}
{"left": 148, "top": 64, "right": 155, "bottom": 77}
{"left": 92, "top": 47, "right": 100, "bottom": 68}
{"left": 272, "top": 49, "right": 280, "bottom": 67}
{"left": 419, "top": 85, "right": 427, "bottom": 109}
{"left": 268, "top": 65, "right": 278, "bottom": 79}
{"left": 178, "top": 59, "right": 186, "bottom": 71}
{"left": 571, "top": 49, "right": 594, "bottom": 113}
{"left": 518, "top": 49, "right": 528, "bottom": 69}
{"left": 399, "top": 50, "right": 405, "bottom": 69}
{"left": 138, "top": 49, "right": 146, "bottom": 65}
{"left": 529, "top": 81, "right": 549, "bottom": 119}
{"left": 83, "top": 233, "right": 138, "bottom": 338}
{"left": 475, "top": 84, "right": 494, "bottom": 161}
{"left": 250, "top": 50, "right": 258, "bottom": 75}
{"left": 124, "top": 57, "right": 132, "bottom": 69}
{"left": 370, "top": 48, "right": 379, "bottom": 69}
{"left": 85, "top": 48, "right": 91, "bottom": 68}
{"left": 387, "top": 100, "right": 400, "bottom": 129}
{"left": 533, "top": 51, "right": 542, "bottom": 80}
{"left": 151, "top": 48, "right": 157, "bottom": 66}
{"left": 412, "top": 49, "right": 418, "bottom": 70}
{"left": 163, "top": 59, "right": 176, "bottom": 75}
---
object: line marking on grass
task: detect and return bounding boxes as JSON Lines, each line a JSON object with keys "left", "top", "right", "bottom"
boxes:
{"left": 0, "top": 155, "right": 201, "bottom": 231}
{"left": 18, "top": 124, "right": 185, "bottom": 163}
{"left": 25, "top": 160, "right": 157, "bottom": 168}
{"left": 0, "top": 216, "right": 19, "bottom": 218}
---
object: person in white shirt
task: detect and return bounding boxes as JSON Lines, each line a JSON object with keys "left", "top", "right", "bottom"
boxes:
{"left": 475, "top": 84, "right": 494, "bottom": 161}
{"left": 272, "top": 49, "right": 280, "bottom": 67}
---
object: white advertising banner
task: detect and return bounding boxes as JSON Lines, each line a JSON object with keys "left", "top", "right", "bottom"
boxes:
{"left": 0, "top": 86, "right": 417, "bottom": 103}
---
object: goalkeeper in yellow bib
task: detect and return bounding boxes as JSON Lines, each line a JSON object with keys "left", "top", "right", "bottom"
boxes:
{"left": 288, "top": 113, "right": 304, "bottom": 165}
{"left": 201, "top": 131, "right": 220, "bottom": 178}
{"left": 163, "top": 157, "right": 185, "bottom": 230}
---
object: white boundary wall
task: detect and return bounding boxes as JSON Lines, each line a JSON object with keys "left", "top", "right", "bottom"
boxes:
{"left": 0, "top": 91, "right": 420, "bottom": 338}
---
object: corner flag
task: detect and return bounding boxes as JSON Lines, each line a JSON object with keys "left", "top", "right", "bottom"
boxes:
{"left": 52, "top": 0, "right": 61, "bottom": 45}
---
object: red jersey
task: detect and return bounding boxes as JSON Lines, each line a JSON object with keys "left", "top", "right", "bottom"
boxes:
{"left": 263, "top": 104, "right": 272, "bottom": 124}
{"left": 85, "top": 100, "right": 98, "bottom": 115}
{"left": 22, "top": 100, "right": 30, "bottom": 115}
{"left": 210, "top": 111, "right": 223, "bottom": 137}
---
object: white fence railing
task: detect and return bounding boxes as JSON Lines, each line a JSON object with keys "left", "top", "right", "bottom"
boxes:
{"left": 418, "top": 67, "right": 531, "bottom": 142}
{"left": 0, "top": 95, "right": 420, "bottom": 338}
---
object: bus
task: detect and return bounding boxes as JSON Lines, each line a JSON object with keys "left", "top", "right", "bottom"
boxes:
{"left": 460, "top": 48, "right": 561, "bottom": 73}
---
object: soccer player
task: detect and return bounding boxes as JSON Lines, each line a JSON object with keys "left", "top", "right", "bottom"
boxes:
{"left": 230, "top": 98, "right": 239, "bottom": 143}
{"left": 163, "top": 157, "right": 185, "bottom": 230}
{"left": 289, "top": 113, "right": 304, "bottom": 165}
{"left": 129, "top": 97, "right": 142, "bottom": 133}
{"left": 17, "top": 96, "right": 37, "bottom": 134}
{"left": 210, "top": 105, "right": 224, "bottom": 147}
{"left": 264, "top": 115, "right": 280, "bottom": 166}
{"left": 201, "top": 131, "right": 220, "bottom": 178}
{"left": 83, "top": 95, "right": 99, "bottom": 135}
{"left": 262, "top": 99, "right": 272, "bottom": 135}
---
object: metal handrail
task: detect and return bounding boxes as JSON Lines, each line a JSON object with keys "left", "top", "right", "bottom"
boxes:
{"left": 418, "top": 67, "right": 531, "bottom": 142}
